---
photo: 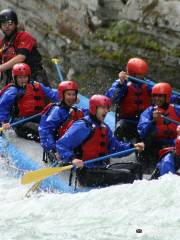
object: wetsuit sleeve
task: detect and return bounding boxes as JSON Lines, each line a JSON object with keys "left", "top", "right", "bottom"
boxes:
{"left": 156, "top": 153, "right": 176, "bottom": 176}
{"left": 170, "top": 93, "right": 180, "bottom": 105}
{"left": 137, "top": 107, "right": 156, "bottom": 140}
{"left": 0, "top": 87, "right": 17, "bottom": 123}
{"left": 174, "top": 105, "right": 180, "bottom": 117}
{"left": 38, "top": 107, "right": 67, "bottom": 151}
{"left": 105, "top": 80, "right": 128, "bottom": 104}
{"left": 56, "top": 120, "right": 91, "bottom": 163}
{"left": 40, "top": 84, "right": 59, "bottom": 102}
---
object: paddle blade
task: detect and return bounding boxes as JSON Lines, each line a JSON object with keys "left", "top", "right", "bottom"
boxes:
{"left": 21, "top": 165, "right": 73, "bottom": 185}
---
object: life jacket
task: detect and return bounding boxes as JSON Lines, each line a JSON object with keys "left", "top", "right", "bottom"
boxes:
{"left": 155, "top": 105, "right": 180, "bottom": 140}
{"left": 80, "top": 120, "right": 109, "bottom": 161}
{"left": 0, "top": 32, "right": 42, "bottom": 83}
{"left": 17, "top": 82, "right": 46, "bottom": 117}
{"left": 0, "top": 34, "right": 17, "bottom": 63}
{"left": 58, "top": 107, "right": 84, "bottom": 137}
{"left": 41, "top": 102, "right": 54, "bottom": 115}
{"left": 118, "top": 82, "right": 151, "bottom": 119}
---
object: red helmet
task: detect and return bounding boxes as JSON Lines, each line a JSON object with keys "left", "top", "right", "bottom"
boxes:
{"left": 127, "top": 58, "right": 148, "bottom": 76}
{"left": 175, "top": 136, "right": 180, "bottom": 157}
{"left": 89, "top": 95, "right": 112, "bottom": 115}
{"left": 12, "top": 63, "right": 31, "bottom": 77}
{"left": 58, "top": 80, "right": 78, "bottom": 99}
{"left": 152, "top": 82, "right": 172, "bottom": 103}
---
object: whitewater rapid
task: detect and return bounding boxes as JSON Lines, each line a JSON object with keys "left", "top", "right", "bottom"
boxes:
{"left": 0, "top": 164, "right": 180, "bottom": 240}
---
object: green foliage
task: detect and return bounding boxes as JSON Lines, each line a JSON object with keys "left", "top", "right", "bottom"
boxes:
{"left": 91, "top": 20, "right": 167, "bottom": 62}
{"left": 105, "top": 21, "right": 136, "bottom": 42}
{"left": 90, "top": 45, "right": 124, "bottom": 62}
{"left": 143, "top": 36, "right": 162, "bottom": 52}
{"left": 170, "top": 48, "right": 180, "bottom": 58}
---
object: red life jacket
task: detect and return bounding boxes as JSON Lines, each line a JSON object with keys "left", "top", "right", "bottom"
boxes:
{"left": 17, "top": 82, "right": 46, "bottom": 117}
{"left": 58, "top": 108, "right": 84, "bottom": 137}
{"left": 81, "top": 123, "right": 109, "bottom": 161}
{"left": 0, "top": 34, "right": 17, "bottom": 63}
{"left": 0, "top": 31, "right": 38, "bottom": 64}
{"left": 0, "top": 32, "right": 42, "bottom": 84}
{"left": 155, "top": 105, "right": 180, "bottom": 140}
{"left": 118, "top": 82, "right": 151, "bottom": 118}
{"left": 41, "top": 102, "right": 54, "bottom": 115}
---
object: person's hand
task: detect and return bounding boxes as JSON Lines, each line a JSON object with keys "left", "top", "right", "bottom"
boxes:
{"left": 118, "top": 71, "right": 127, "bottom": 85}
{"left": 153, "top": 109, "right": 161, "bottom": 121}
{"left": 2, "top": 123, "right": 11, "bottom": 130}
{"left": 134, "top": 142, "right": 145, "bottom": 152}
{"left": 55, "top": 152, "right": 61, "bottom": 161}
{"left": 72, "top": 158, "right": 84, "bottom": 168}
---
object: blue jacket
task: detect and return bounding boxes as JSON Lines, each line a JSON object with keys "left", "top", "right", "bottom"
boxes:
{"left": 156, "top": 152, "right": 176, "bottom": 175}
{"left": 56, "top": 115, "right": 133, "bottom": 167}
{"left": 39, "top": 103, "right": 84, "bottom": 152}
{"left": 0, "top": 82, "right": 59, "bottom": 123}
{"left": 137, "top": 105, "right": 180, "bottom": 145}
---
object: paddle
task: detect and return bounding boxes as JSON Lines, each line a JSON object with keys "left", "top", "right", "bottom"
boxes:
{"left": 0, "top": 113, "right": 42, "bottom": 132}
{"left": 161, "top": 115, "right": 180, "bottom": 125}
{"left": 51, "top": 58, "right": 64, "bottom": 83}
{"left": 128, "top": 75, "right": 180, "bottom": 97}
{"left": 21, "top": 148, "right": 136, "bottom": 185}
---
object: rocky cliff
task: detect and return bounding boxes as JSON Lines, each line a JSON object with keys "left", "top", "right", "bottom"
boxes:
{"left": 1, "top": 0, "right": 180, "bottom": 94}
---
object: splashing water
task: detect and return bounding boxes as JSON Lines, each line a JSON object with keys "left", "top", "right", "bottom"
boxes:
{"left": 0, "top": 165, "right": 180, "bottom": 240}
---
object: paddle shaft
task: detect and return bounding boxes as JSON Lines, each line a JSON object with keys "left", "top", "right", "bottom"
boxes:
{"left": 128, "top": 75, "right": 180, "bottom": 97}
{"left": 84, "top": 148, "right": 136, "bottom": 166}
{"left": 161, "top": 115, "right": 180, "bottom": 125}
{"left": 52, "top": 58, "right": 64, "bottom": 83}
{"left": 0, "top": 113, "right": 41, "bottom": 132}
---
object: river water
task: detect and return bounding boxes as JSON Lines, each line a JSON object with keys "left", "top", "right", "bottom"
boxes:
{"left": 0, "top": 165, "right": 180, "bottom": 240}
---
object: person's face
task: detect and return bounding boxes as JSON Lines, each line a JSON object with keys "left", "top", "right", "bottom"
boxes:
{"left": 16, "top": 75, "right": 29, "bottom": 88}
{"left": 96, "top": 106, "right": 110, "bottom": 122}
{"left": 1, "top": 20, "right": 16, "bottom": 36}
{"left": 152, "top": 94, "right": 166, "bottom": 107}
{"left": 64, "top": 90, "right": 77, "bottom": 106}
